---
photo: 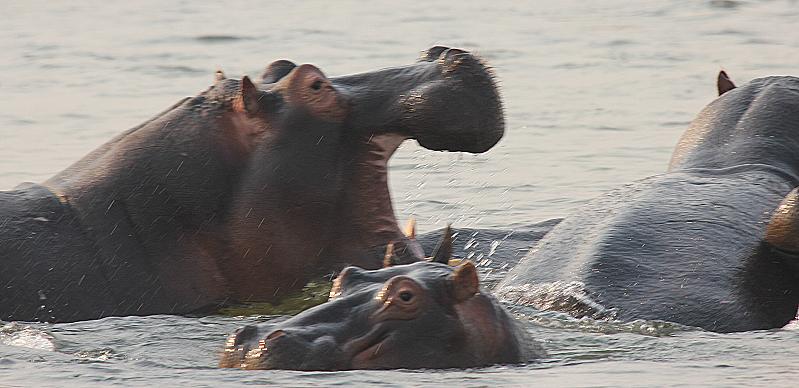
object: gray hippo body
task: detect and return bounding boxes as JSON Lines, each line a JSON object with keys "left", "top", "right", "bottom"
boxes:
{"left": 0, "top": 184, "right": 166, "bottom": 321}
{"left": 0, "top": 47, "right": 505, "bottom": 323}
{"left": 497, "top": 74, "right": 799, "bottom": 332}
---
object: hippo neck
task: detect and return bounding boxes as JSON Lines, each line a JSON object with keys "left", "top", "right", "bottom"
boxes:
{"left": 221, "top": 115, "right": 347, "bottom": 302}
{"left": 44, "top": 98, "right": 245, "bottom": 310}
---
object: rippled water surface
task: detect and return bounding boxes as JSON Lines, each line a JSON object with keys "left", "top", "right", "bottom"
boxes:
{"left": 2, "top": 0, "right": 799, "bottom": 386}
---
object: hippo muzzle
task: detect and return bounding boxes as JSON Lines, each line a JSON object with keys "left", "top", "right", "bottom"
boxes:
{"left": 222, "top": 290, "right": 378, "bottom": 371}
{"left": 331, "top": 46, "right": 504, "bottom": 153}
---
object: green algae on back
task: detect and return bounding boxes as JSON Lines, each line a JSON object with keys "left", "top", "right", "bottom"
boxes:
{"left": 217, "top": 281, "right": 333, "bottom": 316}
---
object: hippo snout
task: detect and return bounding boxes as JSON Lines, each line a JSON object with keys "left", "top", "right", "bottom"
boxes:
{"left": 221, "top": 324, "right": 347, "bottom": 370}
{"left": 260, "top": 330, "right": 344, "bottom": 370}
{"left": 406, "top": 46, "right": 505, "bottom": 153}
{"left": 328, "top": 47, "right": 505, "bottom": 154}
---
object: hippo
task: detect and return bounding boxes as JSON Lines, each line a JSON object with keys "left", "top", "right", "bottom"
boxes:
{"left": 220, "top": 230, "right": 537, "bottom": 370}
{"left": 496, "top": 71, "right": 799, "bottom": 332}
{"left": 0, "top": 47, "right": 504, "bottom": 323}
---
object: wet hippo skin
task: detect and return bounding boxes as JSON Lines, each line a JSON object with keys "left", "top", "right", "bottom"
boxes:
{"left": 0, "top": 47, "right": 505, "bottom": 323}
{"left": 497, "top": 72, "right": 799, "bottom": 332}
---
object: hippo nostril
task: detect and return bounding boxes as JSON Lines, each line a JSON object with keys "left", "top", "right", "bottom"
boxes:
{"left": 440, "top": 49, "right": 471, "bottom": 68}
{"left": 421, "top": 46, "right": 450, "bottom": 62}
{"left": 262, "top": 59, "right": 297, "bottom": 84}
{"left": 440, "top": 51, "right": 486, "bottom": 79}
{"left": 310, "top": 80, "right": 323, "bottom": 91}
{"left": 266, "top": 329, "right": 286, "bottom": 341}
{"left": 441, "top": 48, "right": 468, "bottom": 60}
{"left": 339, "top": 266, "right": 365, "bottom": 280}
{"left": 230, "top": 325, "right": 258, "bottom": 347}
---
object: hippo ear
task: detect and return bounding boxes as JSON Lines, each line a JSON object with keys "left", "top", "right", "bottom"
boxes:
{"left": 215, "top": 70, "right": 226, "bottom": 82}
{"left": 404, "top": 218, "right": 416, "bottom": 239}
{"left": 450, "top": 261, "right": 479, "bottom": 302}
{"left": 383, "top": 242, "right": 399, "bottom": 268}
{"left": 717, "top": 70, "right": 736, "bottom": 96}
{"left": 236, "top": 76, "right": 261, "bottom": 114}
{"left": 765, "top": 187, "right": 799, "bottom": 253}
{"left": 261, "top": 60, "right": 297, "bottom": 84}
{"left": 429, "top": 225, "right": 453, "bottom": 264}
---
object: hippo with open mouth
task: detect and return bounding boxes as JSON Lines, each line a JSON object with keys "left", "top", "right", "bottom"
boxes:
{"left": 0, "top": 47, "right": 504, "bottom": 323}
{"left": 220, "top": 231, "right": 536, "bottom": 370}
{"left": 497, "top": 71, "right": 799, "bottom": 332}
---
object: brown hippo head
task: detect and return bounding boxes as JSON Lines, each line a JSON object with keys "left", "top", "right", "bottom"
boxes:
{"left": 219, "top": 242, "right": 533, "bottom": 370}
{"left": 222, "top": 47, "right": 505, "bottom": 302}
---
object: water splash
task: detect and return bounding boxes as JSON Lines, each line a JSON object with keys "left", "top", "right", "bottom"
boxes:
{"left": 496, "top": 281, "right": 616, "bottom": 320}
{"left": 0, "top": 322, "right": 56, "bottom": 351}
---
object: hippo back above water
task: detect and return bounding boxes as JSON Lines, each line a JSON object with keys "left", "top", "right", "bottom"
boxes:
{"left": 0, "top": 47, "right": 505, "bottom": 323}
{"left": 497, "top": 73, "right": 799, "bottom": 332}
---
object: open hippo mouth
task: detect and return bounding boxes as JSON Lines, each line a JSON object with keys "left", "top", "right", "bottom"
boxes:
{"left": 255, "top": 47, "right": 504, "bottom": 269}
{"left": 295, "top": 46, "right": 505, "bottom": 267}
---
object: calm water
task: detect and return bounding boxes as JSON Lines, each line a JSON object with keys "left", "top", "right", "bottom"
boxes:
{"left": 2, "top": 0, "right": 799, "bottom": 386}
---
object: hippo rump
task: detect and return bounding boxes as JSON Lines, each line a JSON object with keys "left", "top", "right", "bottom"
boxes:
{"left": 220, "top": 231, "right": 538, "bottom": 370}
{"left": 496, "top": 72, "right": 799, "bottom": 332}
{"left": 0, "top": 47, "right": 504, "bottom": 323}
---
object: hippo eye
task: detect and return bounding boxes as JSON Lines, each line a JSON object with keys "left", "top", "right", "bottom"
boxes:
{"left": 310, "top": 80, "right": 323, "bottom": 91}
{"left": 399, "top": 291, "right": 413, "bottom": 302}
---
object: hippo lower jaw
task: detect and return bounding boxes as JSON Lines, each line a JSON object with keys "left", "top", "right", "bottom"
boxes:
{"left": 326, "top": 133, "right": 425, "bottom": 268}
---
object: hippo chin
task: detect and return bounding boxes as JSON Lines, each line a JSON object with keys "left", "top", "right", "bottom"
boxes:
{"left": 0, "top": 47, "right": 504, "bottom": 323}
{"left": 497, "top": 72, "right": 799, "bottom": 332}
{"left": 220, "top": 235, "right": 535, "bottom": 370}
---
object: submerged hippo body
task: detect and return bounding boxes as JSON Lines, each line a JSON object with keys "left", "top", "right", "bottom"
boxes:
{"left": 497, "top": 73, "right": 799, "bottom": 332}
{"left": 220, "top": 256, "right": 536, "bottom": 370}
{"left": 0, "top": 47, "right": 504, "bottom": 323}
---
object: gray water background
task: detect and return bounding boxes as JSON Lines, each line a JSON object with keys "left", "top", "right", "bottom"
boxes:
{"left": 1, "top": 0, "right": 799, "bottom": 386}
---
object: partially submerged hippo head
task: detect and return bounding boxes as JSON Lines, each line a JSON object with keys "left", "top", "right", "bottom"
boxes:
{"left": 220, "top": 247, "right": 532, "bottom": 370}
{"left": 222, "top": 47, "right": 505, "bottom": 301}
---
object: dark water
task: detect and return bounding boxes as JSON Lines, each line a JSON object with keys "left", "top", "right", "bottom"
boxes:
{"left": 2, "top": 0, "right": 799, "bottom": 386}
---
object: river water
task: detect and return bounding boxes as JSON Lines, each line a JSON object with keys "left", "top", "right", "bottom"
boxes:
{"left": 2, "top": 0, "right": 798, "bottom": 386}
